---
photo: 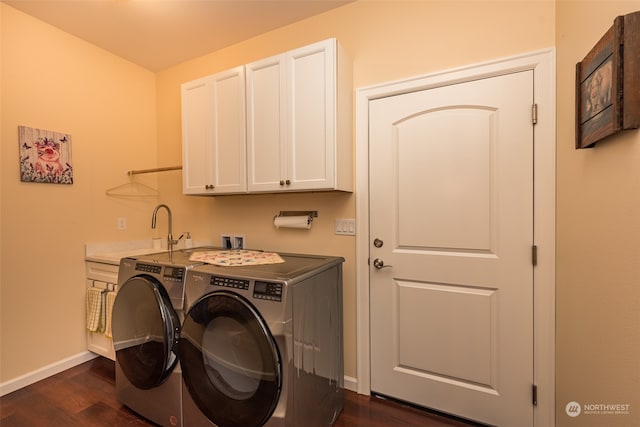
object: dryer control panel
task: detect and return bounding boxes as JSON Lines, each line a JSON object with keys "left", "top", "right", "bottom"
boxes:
{"left": 253, "top": 281, "right": 283, "bottom": 302}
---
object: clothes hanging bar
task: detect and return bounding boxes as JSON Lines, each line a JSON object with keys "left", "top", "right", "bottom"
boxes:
{"left": 127, "top": 166, "right": 182, "bottom": 176}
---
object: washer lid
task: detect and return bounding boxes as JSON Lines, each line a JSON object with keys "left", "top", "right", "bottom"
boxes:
{"left": 191, "top": 253, "right": 344, "bottom": 283}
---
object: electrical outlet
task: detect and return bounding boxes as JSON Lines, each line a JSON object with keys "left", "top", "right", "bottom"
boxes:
{"left": 233, "top": 235, "right": 245, "bottom": 249}
{"left": 117, "top": 217, "right": 127, "bottom": 230}
{"left": 222, "top": 234, "right": 246, "bottom": 249}
{"left": 221, "top": 234, "right": 232, "bottom": 249}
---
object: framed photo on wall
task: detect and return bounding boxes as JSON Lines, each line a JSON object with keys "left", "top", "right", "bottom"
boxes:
{"left": 575, "top": 16, "right": 623, "bottom": 149}
{"left": 19, "top": 125, "right": 73, "bottom": 184}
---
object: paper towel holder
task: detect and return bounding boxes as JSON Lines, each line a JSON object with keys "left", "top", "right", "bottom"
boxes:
{"left": 273, "top": 210, "right": 318, "bottom": 222}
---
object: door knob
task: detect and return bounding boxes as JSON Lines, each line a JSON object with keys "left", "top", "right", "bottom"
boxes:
{"left": 373, "top": 258, "right": 392, "bottom": 269}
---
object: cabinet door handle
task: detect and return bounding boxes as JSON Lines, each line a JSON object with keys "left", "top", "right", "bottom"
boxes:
{"left": 285, "top": 179, "right": 291, "bottom": 185}
{"left": 205, "top": 184, "right": 215, "bottom": 190}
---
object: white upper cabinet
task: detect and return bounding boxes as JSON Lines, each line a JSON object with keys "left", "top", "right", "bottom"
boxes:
{"left": 245, "top": 55, "right": 287, "bottom": 192}
{"left": 181, "top": 67, "right": 246, "bottom": 195}
{"left": 181, "top": 39, "right": 352, "bottom": 195}
{"left": 246, "top": 39, "right": 353, "bottom": 192}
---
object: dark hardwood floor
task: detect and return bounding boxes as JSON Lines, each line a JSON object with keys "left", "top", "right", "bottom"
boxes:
{"left": 1, "top": 357, "right": 476, "bottom": 426}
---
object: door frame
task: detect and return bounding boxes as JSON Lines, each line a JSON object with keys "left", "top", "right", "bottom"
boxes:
{"left": 354, "top": 49, "right": 556, "bottom": 427}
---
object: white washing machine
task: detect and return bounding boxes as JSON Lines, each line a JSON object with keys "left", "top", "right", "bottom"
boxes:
{"left": 112, "top": 248, "right": 210, "bottom": 427}
{"left": 180, "top": 252, "right": 344, "bottom": 427}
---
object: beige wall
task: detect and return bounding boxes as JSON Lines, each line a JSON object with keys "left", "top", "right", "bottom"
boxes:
{"left": 5, "top": 0, "right": 640, "bottom": 425}
{"left": 555, "top": 1, "right": 640, "bottom": 426}
{"left": 1, "top": 4, "right": 159, "bottom": 381}
{"left": 155, "top": 0, "right": 555, "bottom": 381}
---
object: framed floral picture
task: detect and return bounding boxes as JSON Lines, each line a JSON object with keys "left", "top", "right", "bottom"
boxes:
{"left": 19, "top": 126, "right": 73, "bottom": 184}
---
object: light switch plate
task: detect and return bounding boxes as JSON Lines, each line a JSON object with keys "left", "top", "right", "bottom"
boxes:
{"left": 335, "top": 219, "right": 356, "bottom": 236}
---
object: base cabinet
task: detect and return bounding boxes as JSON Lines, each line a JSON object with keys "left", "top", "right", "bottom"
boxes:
{"left": 181, "top": 39, "right": 352, "bottom": 195}
{"left": 86, "top": 261, "right": 119, "bottom": 360}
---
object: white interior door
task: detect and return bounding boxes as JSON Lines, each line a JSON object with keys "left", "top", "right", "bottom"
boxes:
{"left": 369, "top": 71, "right": 535, "bottom": 426}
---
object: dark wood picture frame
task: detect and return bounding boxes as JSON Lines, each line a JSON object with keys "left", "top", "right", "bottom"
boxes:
{"left": 576, "top": 11, "right": 640, "bottom": 149}
{"left": 576, "top": 16, "right": 623, "bottom": 149}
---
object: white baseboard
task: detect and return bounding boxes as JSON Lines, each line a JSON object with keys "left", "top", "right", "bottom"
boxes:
{"left": 0, "top": 351, "right": 98, "bottom": 397}
{"left": 344, "top": 375, "right": 359, "bottom": 393}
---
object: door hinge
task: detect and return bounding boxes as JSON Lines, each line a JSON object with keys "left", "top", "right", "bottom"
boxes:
{"left": 532, "top": 245, "right": 538, "bottom": 266}
{"left": 532, "top": 104, "right": 538, "bottom": 125}
{"left": 532, "top": 384, "right": 538, "bottom": 406}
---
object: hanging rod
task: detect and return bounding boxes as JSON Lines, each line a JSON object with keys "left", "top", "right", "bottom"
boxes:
{"left": 127, "top": 166, "right": 182, "bottom": 176}
{"left": 276, "top": 210, "right": 318, "bottom": 218}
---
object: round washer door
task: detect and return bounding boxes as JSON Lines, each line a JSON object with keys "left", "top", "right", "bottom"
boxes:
{"left": 112, "top": 275, "right": 180, "bottom": 390}
{"left": 180, "top": 291, "right": 281, "bottom": 427}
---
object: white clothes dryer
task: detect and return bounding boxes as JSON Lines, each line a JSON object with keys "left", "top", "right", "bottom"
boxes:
{"left": 179, "top": 252, "right": 344, "bottom": 427}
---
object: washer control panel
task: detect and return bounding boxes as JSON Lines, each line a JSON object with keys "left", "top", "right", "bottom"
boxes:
{"left": 163, "top": 266, "right": 186, "bottom": 283}
{"left": 253, "top": 281, "right": 283, "bottom": 302}
{"left": 211, "top": 276, "right": 250, "bottom": 290}
{"left": 134, "top": 263, "right": 185, "bottom": 283}
{"left": 135, "top": 263, "right": 162, "bottom": 274}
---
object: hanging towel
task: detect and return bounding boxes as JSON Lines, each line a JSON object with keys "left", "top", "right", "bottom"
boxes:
{"left": 86, "top": 287, "right": 104, "bottom": 332}
{"left": 98, "top": 291, "right": 106, "bottom": 333}
{"left": 104, "top": 291, "right": 117, "bottom": 338}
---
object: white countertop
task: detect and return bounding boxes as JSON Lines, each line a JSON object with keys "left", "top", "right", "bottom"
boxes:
{"left": 85, "top": 239, "right": 165, "bottom": 265}
{"left": 85, "top": 239, "right": 215, "bottom": 265}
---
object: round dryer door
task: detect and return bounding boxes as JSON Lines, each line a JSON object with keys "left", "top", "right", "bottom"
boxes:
{"left": 180, "top": 291, "right": 281, "bottom": 427}
{"left": 112, "top": 275, "right": 180, "bottom": 390}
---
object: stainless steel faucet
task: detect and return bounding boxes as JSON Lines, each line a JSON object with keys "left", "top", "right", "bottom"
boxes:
{"left": 151, "top": 204, "right": 179, "bottom": 254}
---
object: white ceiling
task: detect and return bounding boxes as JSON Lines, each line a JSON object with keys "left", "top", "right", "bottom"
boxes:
{"left": 2, "top": 0, "right": 352, "bottom": 71}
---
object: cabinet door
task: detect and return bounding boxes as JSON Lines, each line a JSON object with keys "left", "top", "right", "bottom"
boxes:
{"left": 182, "top": 68, "right": 246, "bottom": 195}
{"left": 286, "top": 39, "right": 336, "bottom": 191}
{"left": 246, "top": 39, "right": 351, "bottom": 194}
{"left": 211, "top": 67, "right": 247, "bottom": 193}
{"left": 246, "top": 55, "right": 287, "bottom": 192}
{"left": 182, "top": 76, "right": 215, "bottom": 194}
